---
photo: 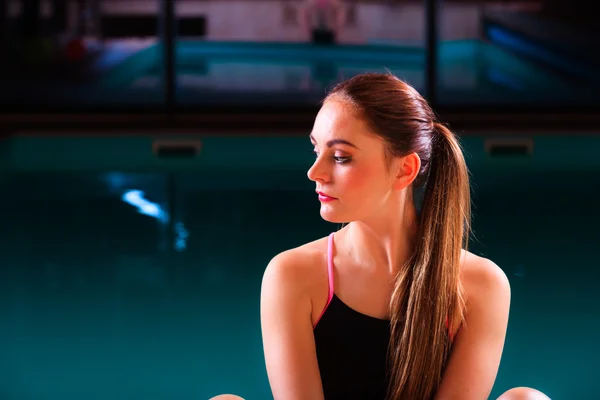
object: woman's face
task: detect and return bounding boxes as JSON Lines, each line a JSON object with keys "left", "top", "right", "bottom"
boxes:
{"left": 307, "top": 99, "right": 400, "bottom": 224}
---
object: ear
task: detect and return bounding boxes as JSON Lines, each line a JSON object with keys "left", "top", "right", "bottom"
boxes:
{"left": 392, "top": 153, "right": 421, "bottom": 190}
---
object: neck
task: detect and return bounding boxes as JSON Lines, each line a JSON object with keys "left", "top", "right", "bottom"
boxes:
{"left": 342, "top": 189, "right": 418, "bottom": 276}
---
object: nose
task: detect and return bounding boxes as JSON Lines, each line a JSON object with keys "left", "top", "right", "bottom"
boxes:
{"left": 307, "top": 156, "right": 330, "bottom": 183}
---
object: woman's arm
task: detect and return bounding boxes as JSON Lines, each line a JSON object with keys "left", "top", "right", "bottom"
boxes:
{"left": 435, "top": 256, "right": 511, "bottom": 400}
{"left": 260, "top": 251, "right": 325, "bottom": 400}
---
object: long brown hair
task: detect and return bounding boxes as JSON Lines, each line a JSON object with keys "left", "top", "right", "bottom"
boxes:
{"left": 326, "top": 73, "right": 471, "bottom": 399}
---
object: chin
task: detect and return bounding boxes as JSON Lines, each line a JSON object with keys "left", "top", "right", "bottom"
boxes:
{"left": 319, "top": 206, "right": 349, "bottom": 224}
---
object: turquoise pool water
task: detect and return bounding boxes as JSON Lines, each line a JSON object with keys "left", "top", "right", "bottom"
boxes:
{"left": 0, "top": 135, "right": 599, "bottom": 399}
{"left": 97, "top": 39, "right": 590, "bottom": 106}
{"left": 2, "top": 39, "right": 594, "bottom": 108}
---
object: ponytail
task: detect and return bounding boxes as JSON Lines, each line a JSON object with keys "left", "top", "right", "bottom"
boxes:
{"left": 387, "top": 122, "right": 471, "bottom": 399}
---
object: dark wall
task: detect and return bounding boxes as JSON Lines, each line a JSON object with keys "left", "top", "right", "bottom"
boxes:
{"left": 541, "top": 0, "right": 597, "bottom": 28}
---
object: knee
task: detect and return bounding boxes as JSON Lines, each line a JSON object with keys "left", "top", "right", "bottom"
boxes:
{"left": 208, "top": 395, "right": 245, "bottom": 400}
{"left": 497, "top": 387, "right": 551, "bottom": 400}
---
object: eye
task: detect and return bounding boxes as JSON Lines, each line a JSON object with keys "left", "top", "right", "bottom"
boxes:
{"left": 334, "top": 156, "right": 351, "bottom": 164}
{"left": 312, "top": 147, "right": 351, "bottom": 164}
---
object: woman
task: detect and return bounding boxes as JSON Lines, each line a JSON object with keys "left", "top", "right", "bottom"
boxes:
{"left": 257, "top": 73, "right": 550, "bottom": 400}
{"left": 211, "top": 73, "right": 549, "bottom": 399}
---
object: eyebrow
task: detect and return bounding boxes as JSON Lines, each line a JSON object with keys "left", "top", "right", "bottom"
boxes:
{"left": 310, "top": 134, "right": 360, "bottom": 149}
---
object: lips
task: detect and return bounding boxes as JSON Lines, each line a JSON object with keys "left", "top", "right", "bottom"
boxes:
{"left": 317, "top": 191, "right": 337, "bottom": 202}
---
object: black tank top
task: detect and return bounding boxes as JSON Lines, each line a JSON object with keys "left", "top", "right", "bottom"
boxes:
{"left": 312, "top": 233, "right": 392, "bottom": 400}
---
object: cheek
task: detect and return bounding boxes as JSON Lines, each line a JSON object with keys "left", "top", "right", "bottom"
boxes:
{"left": 337, "top": 164, "right": 382, "bottom": 199}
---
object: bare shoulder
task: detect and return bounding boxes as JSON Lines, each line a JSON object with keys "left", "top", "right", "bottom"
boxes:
{"left": 260, "top": 237, "right": 331, "bottom": 399}
{"left": 436, "top": 255, "right": 513, "bottom": 398}
{"left": 460, "top": 250, "right": 511, "bottom": 307}
{"left": 260, "top": 239, "right": 326, "bottom": 400}
{"left": 262, "top": 236, "right": 329, "bottom": 299}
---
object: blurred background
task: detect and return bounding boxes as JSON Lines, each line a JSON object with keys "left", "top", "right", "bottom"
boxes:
{"left": 0, "top": 0, "right": 598, "bottom": 399}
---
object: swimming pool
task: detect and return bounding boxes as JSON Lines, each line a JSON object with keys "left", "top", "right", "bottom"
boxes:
{"left": 90, "top": 39, "right": 599, "bottom": 107}
{"left": 0, "top": 134, "right": 598, "bottom": 399}
{"left": 2, "top": 38, "right": 595, "bottom": 110}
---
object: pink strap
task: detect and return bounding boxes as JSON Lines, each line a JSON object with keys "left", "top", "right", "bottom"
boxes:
{"left": 312, "top": 233, "right": 456, "bottom": 341}
{"left": 313, "top": 233, "right": 336, "bottom": 329}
